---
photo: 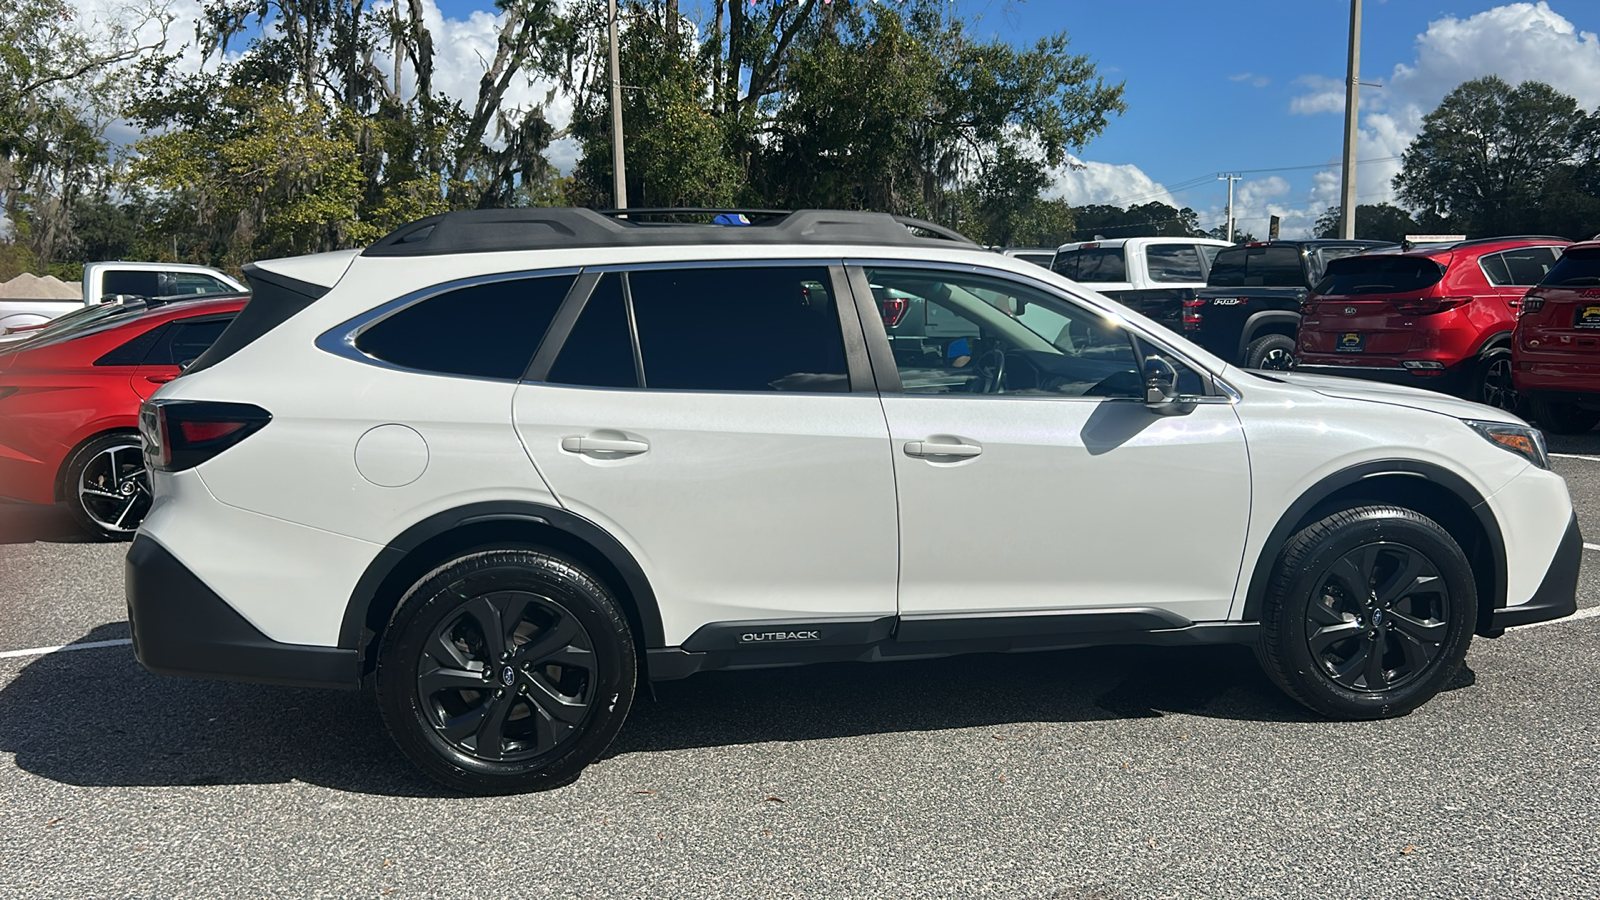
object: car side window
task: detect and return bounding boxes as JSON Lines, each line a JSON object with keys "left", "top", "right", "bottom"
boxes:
{"left": 1147, "top": 244, "right": 1204, "bottom": 283}
{"left": 1480, "top": 253, "right": 1514, "bottom": 286}
{"left": 866, "top": 267, "right": 1141, "bottom": 398}
{"left": 547, "top": 275, "right": 637, "bottom": 388}
{"left": 1499, "top": 247, "right": 1561, "bottom": 286}
{"left": 169, "top": 273, "right": 235, "bottom": 296}
{"left": 159, "top": 319, "right": 233, "bottom": 367}
{"left": 356, "top": 274, "right": 575, "bottom": 380}
{"left": 628, "top": 266, "right": 850, "bottom": 393}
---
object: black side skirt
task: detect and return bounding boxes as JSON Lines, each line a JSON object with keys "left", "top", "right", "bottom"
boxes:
{"left": 648, "top": 608, "right": 1259, "bottom": 681}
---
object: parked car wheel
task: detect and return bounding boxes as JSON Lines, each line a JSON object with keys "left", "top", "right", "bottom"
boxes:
{"left": 1256, "top": 506, "right": 1474, "bottom": 720}
{"left": 63, "top": 431, "right": 151, "bottom": 541}
{"left": 1473, "top": 349, "right": 1520, "bottom": 413}
{"left": 1529, "top": 396, "right": 1600, "bottom": 435}
{"left": 1244, "top": 334, "right": 1296, "bottom": 370}
{"left": 375, "top": 548, "right": 636, "bottom": 794}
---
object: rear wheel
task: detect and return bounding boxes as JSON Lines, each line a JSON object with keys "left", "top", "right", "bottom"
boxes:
{"left": 375, "top": 548, "right": 636, "bottom": 794}
{"left": 1257, "top": 506, "right": 1475, "bottom": 719}
{"left": 1244, "top": 334, "right": 1296, "bottom": 370}
{"left": 1473, "top": 350, "right": 1520, "bottom": 413}
{"left": 62, "top": 431, "right": 150, "bottom": 541}
{"left": 1529, "top": 396, "right": 1600, "bottom": 435}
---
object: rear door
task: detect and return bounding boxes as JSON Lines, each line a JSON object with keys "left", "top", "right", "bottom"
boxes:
{"left": 512, "top": 263, "right": 900, "bottom": 646}
{"left": 1483, "top": 246, "right": 1565, "bottom": 317}
{"left": 1520, "top": 247, "right": 1600, "bottom": 357}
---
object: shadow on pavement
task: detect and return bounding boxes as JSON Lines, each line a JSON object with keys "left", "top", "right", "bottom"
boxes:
{"left": 0, "top": 499, "right": 94, "bottom": 545}
{"left": 0, "top": 624, "right": 1480, "bottom": 795}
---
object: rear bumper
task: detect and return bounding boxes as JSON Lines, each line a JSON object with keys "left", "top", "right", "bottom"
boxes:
{"left": 126, "top": 535, "right": 359, "bottom": 689}
{"left": 1489, "top": 512, "right": 1581, "bottom": 632}
{"left": 1293, "top": 361, "right": 1470, "bottom": 393}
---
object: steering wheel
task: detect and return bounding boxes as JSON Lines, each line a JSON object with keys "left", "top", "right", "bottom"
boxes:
{"left": 973, "top": 347, "right": 1008, "bottom": 394}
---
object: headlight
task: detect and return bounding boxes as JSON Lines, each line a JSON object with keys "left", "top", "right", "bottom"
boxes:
{"left": 1465, "top": 420, "right": 1550, "bottom": 469}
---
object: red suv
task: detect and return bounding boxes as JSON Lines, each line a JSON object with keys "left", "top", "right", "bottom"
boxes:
{"left": 1514, "top": 239, "right": 1600, "bottom": 433}
{"left": 1295, "top": 236, "right": 1570, "bottom": 410}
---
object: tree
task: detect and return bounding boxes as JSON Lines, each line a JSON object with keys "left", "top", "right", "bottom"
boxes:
{"left": 1313, "top": 203, "right": 1419, "bottom": 243}
{"left": 1394, "top": 76, "right": 1591, "bottom": 236}
{"left": 1066, "top": 202, "right": 1205, "bottom": 240}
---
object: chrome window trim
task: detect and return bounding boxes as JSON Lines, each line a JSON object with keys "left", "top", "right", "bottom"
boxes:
{"left": 846, "top": 257, "right": 1240, "bottom": 402}
{"left": 315, "top": 267, "right": 584, "bottom": 382}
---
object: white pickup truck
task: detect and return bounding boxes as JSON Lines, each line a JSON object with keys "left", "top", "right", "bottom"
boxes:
{"left": 0, "top": 261, "right": 245, "bottom": 335}
{"left": 1049, "top": 236, "right": 1232, "bottom": 332}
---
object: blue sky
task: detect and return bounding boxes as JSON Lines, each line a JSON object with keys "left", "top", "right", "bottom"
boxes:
{"left": 943, "top": 0, "right": 1600, "bottom": 236}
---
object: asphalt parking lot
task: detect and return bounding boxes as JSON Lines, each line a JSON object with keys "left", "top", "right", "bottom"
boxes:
{"left": 3, "top": 443, "right": 1600, "bottom": 899}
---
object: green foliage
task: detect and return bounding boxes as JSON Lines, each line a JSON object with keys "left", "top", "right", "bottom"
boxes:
{"left": 1313, "top": 203, "right": 1420, "bottom": 243}
{"left": 1394, "top": 76, "right": 1596, "bottom": 238}
{"left": 1067, "top": 202, "right": 1206, "bottom": 241}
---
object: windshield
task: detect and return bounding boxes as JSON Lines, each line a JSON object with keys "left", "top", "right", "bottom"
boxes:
{"left": 1313, "top": 256, "right": 1446, "bottom": 295}
{"left": 1541, "top": 249, "right": 1600, "bottom": 287}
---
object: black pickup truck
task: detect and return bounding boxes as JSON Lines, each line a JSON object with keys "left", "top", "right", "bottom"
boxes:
{"left": 1184, "top": 239, "right": 1394, "bottom": 368}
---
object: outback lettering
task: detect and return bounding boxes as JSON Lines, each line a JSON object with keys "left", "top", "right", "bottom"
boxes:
{"left": 739, "top": 631, "right": 822, "bottom": 643}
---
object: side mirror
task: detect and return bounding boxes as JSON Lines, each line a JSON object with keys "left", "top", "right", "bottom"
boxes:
{"left": 1143, "top": 357, "right": 1193, "bottom": 416}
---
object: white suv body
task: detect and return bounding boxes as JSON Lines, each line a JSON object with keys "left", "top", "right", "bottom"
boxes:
{"left": 127, "top": 210, "right": 1578, "bottom": 793}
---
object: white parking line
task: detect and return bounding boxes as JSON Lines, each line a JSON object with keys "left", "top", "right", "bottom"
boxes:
{"left": 0, "top": 638, "right": 132, "bottom": 660}
{"left": 1586, "top": 543, "right": 1600, "bottom": 553}
{"left": 1551, "top": 453, "right": 1600, "bottom": 462}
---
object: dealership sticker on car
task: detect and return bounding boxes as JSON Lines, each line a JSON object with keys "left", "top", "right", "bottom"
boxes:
{"left": 1577, "top": 305, "right": 1600, "bottom": 328}
{"left": 1337, "top": 332, "right": 1364, "bottom": 352}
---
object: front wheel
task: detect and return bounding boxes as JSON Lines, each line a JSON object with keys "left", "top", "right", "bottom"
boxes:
{"left": 375, "top": 548, "right": 637, "bottom": 794}
{"left": 1244, "top": 334, "right": 1297, "bottom": 370}
{"left": 1529, "top": 396, "right": 1600, "bottom": 435}
{"left": 1256, "top": 506, "right": 1475, "bottom": 719}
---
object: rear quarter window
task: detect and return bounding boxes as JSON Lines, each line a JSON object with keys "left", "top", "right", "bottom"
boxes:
{"left": 355, "top": 274, "right": 575, "bottom": 380}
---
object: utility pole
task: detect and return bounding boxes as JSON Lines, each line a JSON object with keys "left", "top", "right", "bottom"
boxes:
{"left": 609, "top": 0, "right": 628, "bottom": 211}
{"left": 1218, "top": 173, "right": 1241, "bottom": 242}
{"left": 1339, "top": 0, "right": 1361, "bottom": 239}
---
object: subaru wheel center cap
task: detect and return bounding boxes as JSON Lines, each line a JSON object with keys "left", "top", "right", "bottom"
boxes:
{"left": 501, "top": 666, "right": 515, "bottom": 687}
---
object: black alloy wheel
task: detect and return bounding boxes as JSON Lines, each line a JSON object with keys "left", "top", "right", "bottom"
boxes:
{"left": 1245, "top": 334, "right": 1297, "bottom": 371}
{"left": 1303, "top": 543, "right": 1448, "bottom": 693}
{"left": 1477, "top": 353, "right": 1519, "bottom": 413}
{"left": 1257, "top": 505, "right": 1474, "bottom": 719}
{"left": 64, "top": 432, "right": 151, "bottom": 540}
{"left": 376, "top": 548, "right": 636, "bottom": 794}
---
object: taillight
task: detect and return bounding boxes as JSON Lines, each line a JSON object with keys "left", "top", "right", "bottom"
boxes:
{"left": 1521, "top": 294, "right": 1545, "bottom": 315}
{"left": 1394, "top": 296, "right": 1471, "bottom": 315}
{"left": 1182, "top": 299, "right": 1204, "bottom": 331}
{"left": 140, "top": 400, "right": 271, "bottom": 472}
{"left": 881, "top": 296, "right": 909, "bottom": 328}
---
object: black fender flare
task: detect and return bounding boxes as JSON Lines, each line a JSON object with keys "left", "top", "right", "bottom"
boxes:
{"left": 1236, "top": 310, "right": 1301, "bottom": 360}
{"left": 1239, "top": 459, "right": 1507, "bottom": 621}
{"left": 338, "top": 501, "right": 665, "bottom": 651}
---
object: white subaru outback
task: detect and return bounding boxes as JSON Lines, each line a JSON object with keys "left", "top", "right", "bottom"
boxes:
{"left": 127, "top": 209, "right": 1580, "bottom": 793}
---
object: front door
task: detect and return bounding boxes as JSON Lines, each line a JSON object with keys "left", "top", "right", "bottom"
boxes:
{"left": 513, "top": 264, "right": 899, "bottom": 647}
{"left": 853, "top": 264, "right": 1252, "bottom": 626}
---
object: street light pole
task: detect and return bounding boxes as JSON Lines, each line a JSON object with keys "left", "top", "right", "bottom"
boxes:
{"left": 1339, "top": 0, "right": 1361, "bottom": 239}
{"left": 1218, "top": 173, "right": 1241, "bottom": 242}
{"left": 609, "top": 0, "right": 628, "bottom": 211}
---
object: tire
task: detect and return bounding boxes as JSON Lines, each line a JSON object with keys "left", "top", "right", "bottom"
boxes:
{"left": 62, "top": 431, "right": 150, "bottom": 541}
{"left": 375, "top": 548, "right": 637, "bottom": 794}
{"left": 1472, "top": 349, "right": 1520, "bottom": 414}
{"left": 1244, "top": 334, "right": 1297, "bottom": 370}
{"left": 1256, "top": 506, "right": 1475, "bottom": 720}
{"left": 1529, "top": 396, "right": 1600, "bottom": 435}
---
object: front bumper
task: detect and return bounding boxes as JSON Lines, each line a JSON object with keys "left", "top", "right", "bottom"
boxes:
{"left": 1488, "top": 512, "right": 1581, "bottom": 632}
{"left": 126, "top": 535, "right": 359, "bottom": 689}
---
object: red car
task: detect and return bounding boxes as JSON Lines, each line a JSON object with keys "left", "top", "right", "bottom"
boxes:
{"left": 0, "top": 294, "right": 246, "bottom": 538}
{"left": 1295, "top": 236, "right": 1571, "bottom": 410}
{"left": 1513, "top": 239, "right": 1600, "bottom": 433}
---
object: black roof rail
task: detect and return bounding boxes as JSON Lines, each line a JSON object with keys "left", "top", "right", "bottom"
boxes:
{"left": 593, "top": 208, "right": 792, "bottom": 221}
{"left": 362, "top": 208, "right": 980, "bottom": 257}
{"left": 1398, "top": 234, "right": 1572, "bottom": 251}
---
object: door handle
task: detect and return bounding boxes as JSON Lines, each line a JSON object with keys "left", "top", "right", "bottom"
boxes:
{"left": 561, "top": 435, "right": 649, "bottom": 456}
{"left": 145, "top": 373, "right": 177, "bottom": 385}
{"left": 904, "top": 440, "right": 982, "bottom": 459}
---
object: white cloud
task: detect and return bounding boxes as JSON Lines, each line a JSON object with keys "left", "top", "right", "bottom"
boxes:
{"left": 1288, "top": 2, "right": 1600, "bottom": 209}
{"left": 1230, "top": 72, "right": 1271, "bottom": 88}
{"left": 1043, "top": 154, "right": 1179, "bottom": 209}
